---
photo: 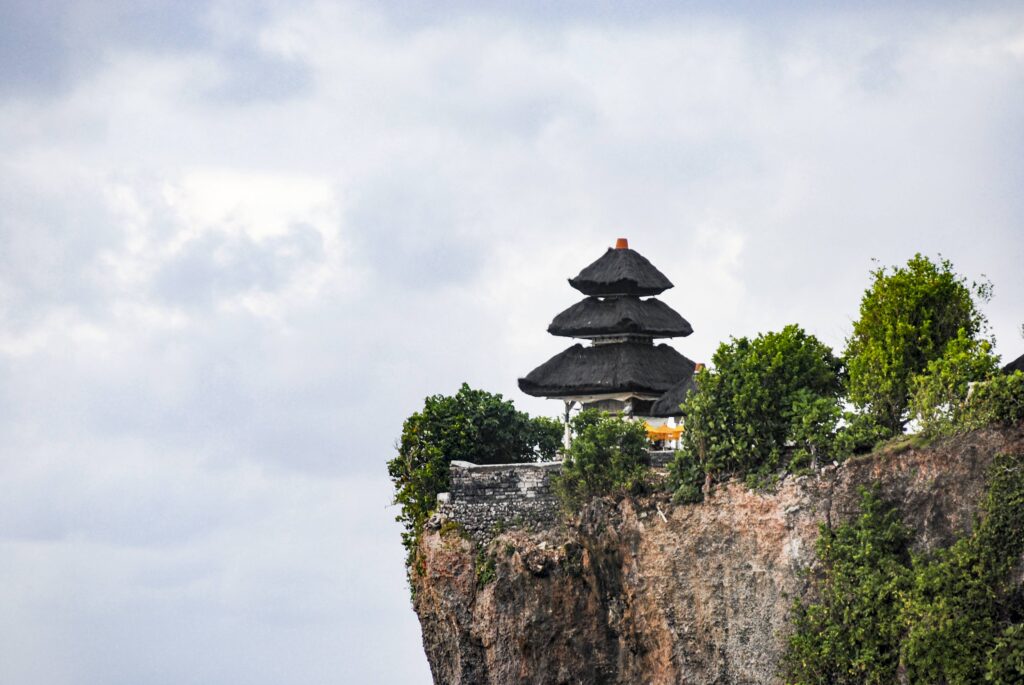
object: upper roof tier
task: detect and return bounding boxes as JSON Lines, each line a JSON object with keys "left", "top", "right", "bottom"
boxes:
{"left": 518, "top": 342, "right": 696, "bottom": 399}
{"left": 548, "top": 296, "right": 693, "bottom": 339}
{"left": 568, "top": 244, "right": 674, "bottom": 296}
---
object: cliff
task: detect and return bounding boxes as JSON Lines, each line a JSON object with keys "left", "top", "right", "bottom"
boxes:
{"left": 412, "top": 426, "right": 1024, "bottom": 685}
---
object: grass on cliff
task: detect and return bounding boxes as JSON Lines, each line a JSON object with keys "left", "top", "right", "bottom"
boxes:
{"left": 782, "top": 450, "right": 1024, "bottom": 685}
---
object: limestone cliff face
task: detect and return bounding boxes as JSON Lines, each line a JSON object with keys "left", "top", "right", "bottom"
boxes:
{"left": 412, "top": 427, "right": 1024, "bottom": 685}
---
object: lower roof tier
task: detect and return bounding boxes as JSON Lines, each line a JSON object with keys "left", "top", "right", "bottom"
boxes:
{"left": 649, "top": 374, "right": 699, "bottom": 417}
{"left": 1005, "top": 353, "right": 1024, "bottom": 375}
{"left": 548, "top": 295, "right": 693, "bottom": 338}
{"left": 518, "top": 342, "right": 696, "bottom": 398}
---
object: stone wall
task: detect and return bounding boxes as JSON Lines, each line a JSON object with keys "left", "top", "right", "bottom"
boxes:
{"left": 437, "top": 460, "right": 563, "bottom": 542}
{"left": 648, "top": 449, "right": 675, "bottom": 467}
{"left": 437, "top": 452, "right": 676, "bottom": 542}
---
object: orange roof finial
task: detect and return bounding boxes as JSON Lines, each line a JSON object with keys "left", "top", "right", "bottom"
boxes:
{"left": 615, "top": 238, "right": 629, "bottom": 250}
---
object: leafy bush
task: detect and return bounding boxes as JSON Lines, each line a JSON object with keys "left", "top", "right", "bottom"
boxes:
{"left": 908, "top": 329, "right": 1000, "bottom": 437}
{"left": 788, "top": 389, "right": 843, "bottom": 470}
{"left": 475, "top": 549, "right": 497, "bottom": 588}
{"left": 987, "top": 623, "right": 1024, "bottom": 684}
{"left": 962, "top": 371, "right": 1024, "bottom": 431}
{"left": 901, "top": 450, "right": 1024, "bottom": 683}
{"left": 832, "top": 410, "right": 893, "bottom": 457}
{"left": 908, "top": 320, "right": 1024, "bottom": 438}
{"left": 554, "top": 409, "right": 650, "bottom": 510}
{"left": 783, "top": 487, "right": 911, "bottom": 685}
{"left": 784, "top": 451, "right": 1024, "bottom": 685}
{"left": 388, "top": 383, "right": 562, "bottom": 571}
{"left": 844, "top": 254, "right": 992, "bottom": 436}
{"left": 668, "top": 450, "right": 704, "bottom": 504}
{"left": 668, "top": 325, "right": 843, "bottom": 493}
{"left": 899, "top": 536, "right": 999, "bottom": 683}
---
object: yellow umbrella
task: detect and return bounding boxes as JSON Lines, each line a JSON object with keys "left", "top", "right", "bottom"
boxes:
{"left": 645, "top": 422, "right": 683, "bottom": 442}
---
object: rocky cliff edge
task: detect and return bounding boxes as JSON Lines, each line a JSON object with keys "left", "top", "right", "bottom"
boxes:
{"left": 412, "top": 426, "right": 1024, "bottom": 685}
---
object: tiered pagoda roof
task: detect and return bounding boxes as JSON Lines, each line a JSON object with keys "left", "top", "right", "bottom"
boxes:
{"left": 1004, "top": 353, "right": 1024, "bottom": 375}
{"left": 649, "top": 373, "right": 699, "bottom": 418}
{"left": 568, "top": 246, "right": 673, "bottom": 296}
{"left": 518, "top": 238, "right": 698, "bottom": 416}
{"left": 519, "top": 342, "right": 695, "bottom": 398}
{"left": 547, "top": 297, "right": 693, "bottom": 339}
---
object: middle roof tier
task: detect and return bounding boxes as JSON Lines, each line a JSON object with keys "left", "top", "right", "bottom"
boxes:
{"left": 548, "top": 296, "right": 693, "bottom": 339}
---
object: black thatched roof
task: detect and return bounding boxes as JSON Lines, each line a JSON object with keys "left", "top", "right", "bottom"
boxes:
{"left": 548, "top": 296, "right": 693, "bottom": 339}
{"left": 568, "top": 247, "right": 673, "bottom": 297}
{"left": 518, "top": 342, "right": 696, "bottom": 398}
{"left": 1004, "top": 353, "right": 1024, "bottom": 375}
{"left": 649, "top": 374, "right": 698, "bottom": 417}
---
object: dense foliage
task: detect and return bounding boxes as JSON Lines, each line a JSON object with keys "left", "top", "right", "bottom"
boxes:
{"left": 844, "top": 254, "right": 992, "bottom": 436}
{"left": 667, "top": 325, "right": 843, "bottom": 498}
{"left": 388, "top": 383, "right": 562, "bottom": 569}
{"left": 907, "top": 321, "right": 1024, "bottom": 438}
{"left": 907, "top": 329, "right": 1000, "bottom": 436}
{"left": 784, "top": 451, "right": 1024, "bottom": 685}
{"left": 960, "top": 371, "right": 1024, "bottom": 432}
{"left": 554, "top": 409, "right": 650, "bottom": 510}
{"left": 784, "top": 487, "right": 911, "bottom": 684}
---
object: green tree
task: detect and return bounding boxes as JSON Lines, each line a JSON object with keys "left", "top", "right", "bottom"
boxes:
{"left": 554, "top": 409, "right": 650, "bottom": 510}
{"left": 844, "top": 254, "right": 992, "bottom": 436}
{"left": 669, "top": 324, "right": 844, "bottom": 491}
{"left": 388, "top": 383, "right": 562, "bottom": 569}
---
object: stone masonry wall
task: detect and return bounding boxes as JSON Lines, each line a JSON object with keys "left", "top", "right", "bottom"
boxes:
{"left": 437, "top": 461, "right": 563, "bottom": 542}
{"left": 647, "top": 450, "right": 675, "bottom": 467}
{"left": 437, "top": 451, "right": 674, "bottom": 542}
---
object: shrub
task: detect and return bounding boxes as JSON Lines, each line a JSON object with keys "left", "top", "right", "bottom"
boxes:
{"left": 962, "top": 371, "right": 1024, "bottom": 431}
{"left": 832, "top": 410, "right": 892, "bottom": 457}
{"left": 784, "top": 452, "right": 1024, "bottom": 685}
{"left": 987, "top": 624, "right": 1024, "bottom": 684}
{"left": 788, "top": 389, "right": 843, "bottom": 470}
{"left": 475, "top": 549, "right": 497, "bottom": 588}
{"left": 844, "top": 254, "right": 992, "bottom": 436}
{"left": 669, "top": 325, "right": 843, "bottom": 489}
{"left": 908, "top": 320, "right": 1024, "bottom": 438}
{"left": 899, "top": 536, "right": 998, "bottom": 684}
{"left": 388, "top": 383, "right": 562, "bottom": 573}
{"left": 908, "top": 329, "right": 1000, "bottom": 437}
{"left": 900, "top": 451, "right": 1024, "bottom": 683}
{"left": 783, "top": 487, "right": 911, "bottom": 685}
{"left": 668, "top": 450, "right": 704, "bottom": 504}
{"left": 554, "top": 409, "right": 650, "bottom": 510}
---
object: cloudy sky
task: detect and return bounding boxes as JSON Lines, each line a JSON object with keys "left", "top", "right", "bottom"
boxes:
{"left": 1, "top": 1, "right": 1022, "bottom": 683}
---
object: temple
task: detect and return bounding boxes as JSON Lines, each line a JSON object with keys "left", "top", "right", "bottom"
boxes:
{"left": 518, "top": 238, "right": 697, "bottom": 422}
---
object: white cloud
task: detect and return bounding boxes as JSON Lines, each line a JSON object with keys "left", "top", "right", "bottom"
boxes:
{"left": 1, "top": 2, "right": 1023, "bottom": 683}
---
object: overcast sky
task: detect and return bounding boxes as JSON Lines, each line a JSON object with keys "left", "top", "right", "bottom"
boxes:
{"left": 1, "top": 1, "right": 1023, "bottom": 683}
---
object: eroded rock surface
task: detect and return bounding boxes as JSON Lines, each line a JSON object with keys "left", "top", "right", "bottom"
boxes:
{"left": 413, "top": 427, "right": 1024, "bottom": 685}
